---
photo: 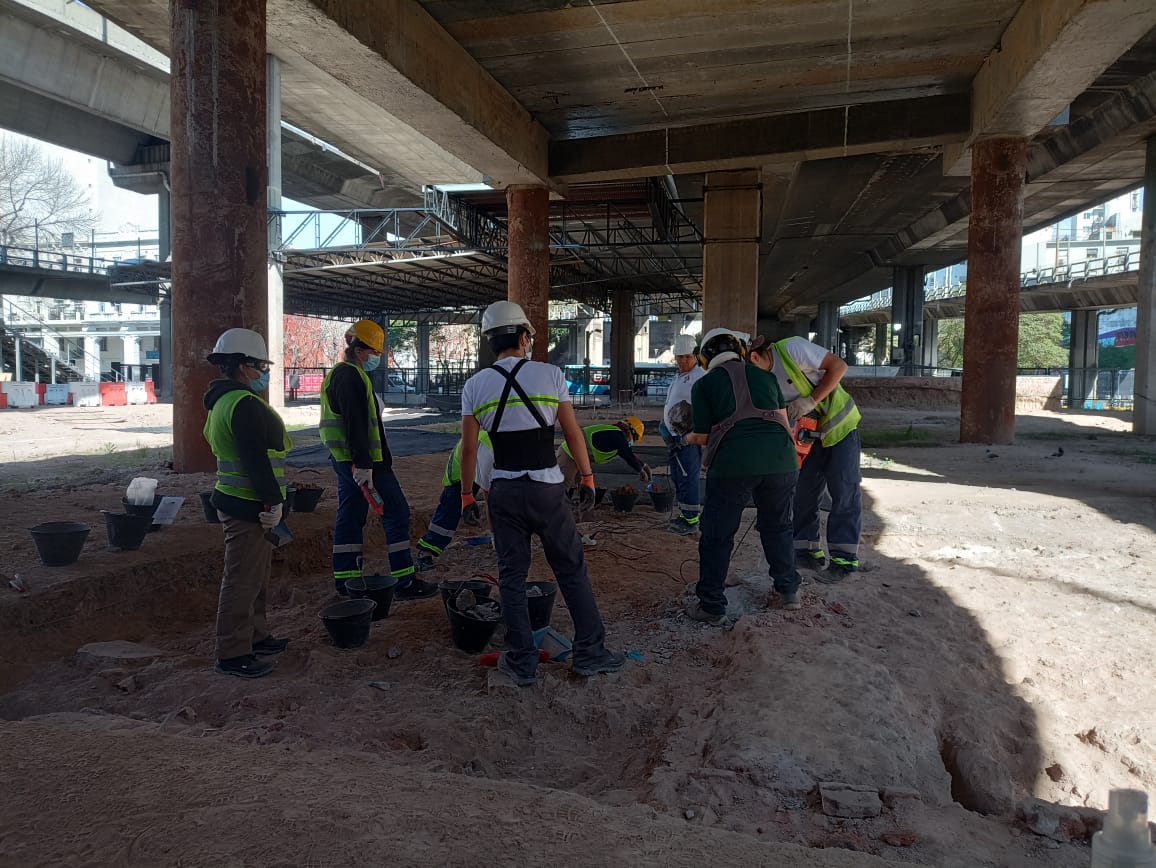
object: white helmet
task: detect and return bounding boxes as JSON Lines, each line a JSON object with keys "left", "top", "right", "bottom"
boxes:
{"left": 481, "top": 299, "right": 535, "bottom": 336}
{"left": 207, "top": 328, "right": 271, "bottom": 364}
{"left": 697, "top": 327, "right": 750, "bottom": 368}
{"left": 673, "top": 334, "right": 697, "bottom": 356}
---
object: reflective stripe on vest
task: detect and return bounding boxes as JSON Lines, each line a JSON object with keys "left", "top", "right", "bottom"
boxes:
{"left": 561, "top": 424, "right": 621, "bottom": 464}
{"left": 320, "top": 362, "right": 383, "bottom": 463}
{"left": 442, "top": 430, "right": 493, "bottom": 487}
{"left": 773, "top": 340, "right": 861, "bottom": 448}
{"left": 203, "top": 389, "right": 291, "bottom": 502}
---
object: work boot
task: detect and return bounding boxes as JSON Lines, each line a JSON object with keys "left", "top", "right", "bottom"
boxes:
{"left": 814, "top": 553, "right": 859, "bottom": 585}
{"left": 571, "top": 649, "right": 627, "bottom": 677}
{"left": 685, "top": 602, "right": 728, "bottom": 627}
{"left": 778, "top": 590, "right": 802, "bottom": 611}
{"left": 395, "top": 577, "right": 439, "bottom": 601}
{"left": 214, "top": 655, "right": 274, "bottom": 679}
{"left": 252, "top": 635, "right": 290, "bottom": 657}
{"left": 497, "top": 653, "right": 537, "bottom": 687}
{"left": 668, "top": 516, "right": 697, "bottom": 536}
{"left": 415, "top": 550, "right": 437, "bottom": 573}
{"left": 797, "top": 549, "right": 828, "bottom": 570}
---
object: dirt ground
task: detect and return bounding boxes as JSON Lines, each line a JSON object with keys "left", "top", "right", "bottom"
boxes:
{"left": 0, "top": 402, "right": 1154, "bottom": 866}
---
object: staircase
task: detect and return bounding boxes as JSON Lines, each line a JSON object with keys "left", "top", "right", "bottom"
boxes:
{"left": 0, "top": 325, "right": 85, "bottom": 383}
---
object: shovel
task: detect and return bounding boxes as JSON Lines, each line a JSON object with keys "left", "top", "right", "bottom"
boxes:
{"left": 263, "top": 504, "right": 293, "bottom": 548}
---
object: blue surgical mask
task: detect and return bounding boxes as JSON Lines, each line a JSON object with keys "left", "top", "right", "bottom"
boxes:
{"left": 362, "top": 354, "right": 381, "bottom": 373}
{"left": 250, "top": 371, "right": 270, "bottom": 392}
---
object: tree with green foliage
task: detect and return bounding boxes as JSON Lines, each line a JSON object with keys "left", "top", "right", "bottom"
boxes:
{"left": 935, "top": 312, "right": 1068, "bottom": 369}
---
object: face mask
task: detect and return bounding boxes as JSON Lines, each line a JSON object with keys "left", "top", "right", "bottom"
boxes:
{"left": 250, "top": 371, "right": 270, "bottom": 392}
{"left": 362, "top": 354, "right": 381, "bottom": 373}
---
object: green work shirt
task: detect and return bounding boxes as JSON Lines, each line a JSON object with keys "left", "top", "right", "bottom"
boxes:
{"left": 691, "top": 363, "right": 796, "bottom": 478}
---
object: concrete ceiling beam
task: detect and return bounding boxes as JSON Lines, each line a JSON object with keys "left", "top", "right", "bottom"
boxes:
{"left": 549, "top": 94, "right": 970, "bottom": 183}
{"left": 943, "top": 0, "right": 1156, "bottom": 175}
{"left": 267, "top": 0, "right": 550, "bottom": 188}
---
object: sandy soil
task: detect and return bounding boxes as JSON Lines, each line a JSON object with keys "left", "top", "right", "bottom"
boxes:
{"left": 0, "top": 403, "right": 1154, "bottom": 866}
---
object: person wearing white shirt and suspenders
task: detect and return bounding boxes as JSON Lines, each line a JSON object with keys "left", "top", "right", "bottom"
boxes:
{"left": 459, "top": 301, "right": 625, "bottom": 686}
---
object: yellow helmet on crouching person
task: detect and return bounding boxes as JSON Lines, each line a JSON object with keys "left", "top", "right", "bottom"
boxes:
{"left": 619, "top": 416, "right": 644, "bottom": 441}
{"left": 346, "top": 319, "right": 385, "bottom": 353}
{"left": 695, "top": 327, "right": 751, "bottom": 370}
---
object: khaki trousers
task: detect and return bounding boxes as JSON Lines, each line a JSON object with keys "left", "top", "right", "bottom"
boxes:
{"left": 555, "top": 446, "right": 582, "bottom": 489}
{"left": 215, "top": 513, "right": 271, "bottom": 660}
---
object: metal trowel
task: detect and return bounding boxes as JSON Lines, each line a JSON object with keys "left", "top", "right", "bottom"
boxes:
{"left": 263, "top": 505, "right": 293, "bottom": 548}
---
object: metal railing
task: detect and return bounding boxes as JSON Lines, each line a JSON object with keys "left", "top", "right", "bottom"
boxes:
{"left": 0, "top": 244, "right": 121, "bottom": 276}
{"left": 1063, "top": 367, "right": 1134, "bottom": 410}
{"left": 0, "top": 297, "right": 104, "bottom": 381}
{"left": 284, "top": 363, "right": 477, "bottom": 406}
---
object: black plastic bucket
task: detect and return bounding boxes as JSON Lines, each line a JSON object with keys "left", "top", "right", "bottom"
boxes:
{"left": 526, "top": 581, "right": 557, "bottom": 630}
{"left": 29, "top": 521, "right": 90, "bottom": 567}
{"left": 446, "top": 599, "right": 502, "bottom": 653}
{"left": 439, "top": 579, "right": 495, "bottom": 609}
{"left": 649, "top": 490, "right": 673, "bottom": 512}
{"left": 283, "top": 487, "right": 297, "bottom": 513}
{"left": 611, "top": 491, "right": 639, "bottom": 513}
{"left": 319, "top": 598, "right": 376, "bottom": 648}
{"left": 595, "top": 487, "right": 608, "bottom": 505}
{"left": 123, "top": 495, "right": 164, "bottom": 532}
{"left": 199, "top": 492, "right": 220, "bottom": 524}
{"left": 103, "top": 511, "right": 153, "bottom": 551}
{"left": 292, "top": 486, "right": 324, "bottom": 513}
{"left": 345, "top": 574, "right": 398, "bottom": 621}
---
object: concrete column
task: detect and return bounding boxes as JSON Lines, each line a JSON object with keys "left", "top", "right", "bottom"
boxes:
{"left": 891, "top": 265, "right": 925, "bottom": 370}
{"left": 14, "top": 337, "right": 22, "bottom": 381}
{"left": 84, "top": 335, "right": 100, "bottom": 381}
{"left": 702, "top": 170, "right": 761, "bottom": 335}
{"left": 1136, "top": 135, "right": 1156, "bottom": 434}
{"left": 157, "top": 190, "right": 173, "bottom": 402}
{"left": 609, "top": 289, "right": 635, "bottom": 404}
{"left": 1068, "top": 309, "right": 1099, "bottom": 409}
{"left": 922, "top": 315, "right": 940, "bottom": 369}
{"left": 266, "top": 53, "right": 285, "bottom": 409}
{"left": 960, "top": 137, "right": 1027, "bottom": 445}
{"left": 874, "top": 322, "right": 889, "bottom": 366}
{"left": 477, "top": 322, "right": 497, "bottom": 370}
{"left": 506, "top": 185, "right": 550, "bottom": 361}
{"left": 416, "top": 321, "right": 431, "bottom": 393}
{"left": 170, "top": 0, "right": 267, "bottom": 473}
{"left": 123, "top": 335, "right": 141, "bottom": 378}
{"left": 815, "top": 302, "right": 839, "bottom": 354}
{"left": 793, "top": 314, "right": 811, "bottom": 339}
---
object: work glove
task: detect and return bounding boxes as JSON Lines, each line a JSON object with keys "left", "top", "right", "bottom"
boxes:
{"left": 578, "top": 474, "right": 597, "bottom": 512}
{"left": 787, "top": 395, "right": 818, "bottom": 421}
{"left": 638, "top": 463, "right": 652, "bottom": 483}
{"left": 461, "top": 493, "right": 482, "bottom": 527}
{"left": 352, "top": 466, "right": 373, "bottom": 487}
{"left": 259, "top": 503, "right": 283, "bottom": 529}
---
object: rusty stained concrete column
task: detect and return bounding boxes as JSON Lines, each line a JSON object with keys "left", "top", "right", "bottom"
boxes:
{"left": 1135, "top": 135, "right": 1156, "bottom": 435}
{"left": 506, "top": 185, "right": 550, "bottom": 362}
{"left": 609, "top": 289, "right": 635, "bottom": 405}
{"left": 959, "top": 137, "right": 1027, "bottom": 445}
{"left": 170, "top": 0, "right": 268, "bottom": 472}
{"left": 702, "top": 170, "right": 761, "bottom": 336}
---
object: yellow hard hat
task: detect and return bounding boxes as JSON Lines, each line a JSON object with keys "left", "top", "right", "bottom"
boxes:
{"left": 622, "top": 417, "right": 644, "bottom": 440}
{"left": 346, "top": 319, "right": 385, "bottom": 353}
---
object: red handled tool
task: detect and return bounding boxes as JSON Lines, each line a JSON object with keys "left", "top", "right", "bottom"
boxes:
{"left": 362, "top": 484, "right": 384, "bottom": 516}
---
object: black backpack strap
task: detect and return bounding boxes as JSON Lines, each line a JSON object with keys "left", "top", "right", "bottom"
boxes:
{"left": 488, "top": 358, "right": 550, "bottom": 430}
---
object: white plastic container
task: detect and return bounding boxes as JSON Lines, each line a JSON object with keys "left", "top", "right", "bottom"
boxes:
{"left": 1092, "top": 789, "right": 1156, "bottom": 867}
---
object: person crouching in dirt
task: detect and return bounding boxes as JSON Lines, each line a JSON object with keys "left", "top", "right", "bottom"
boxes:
{"left": 415, "top": 431, "right": 494, "bottom": 572}
{"left": 320, "top": 320, "right": 437, "bottom": 601}
{"left": 661, "top": 333, "right": 706, "bottom": 535}
{"left": 556, "top": 417, "right": 652, "bottom": 489}
{"left": 685, "top": 328, "right": 801, "bottom": 625}
{"left": 747, "top": 334, "right": 863, "bottom": 582}
{"left": 203, "top": 328, "right": 292, "bottom": 679}
{"left": 458, "top": 300, "right": 624, "bottom": 686}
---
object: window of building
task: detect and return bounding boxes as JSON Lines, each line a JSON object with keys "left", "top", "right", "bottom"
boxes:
{"left": 1132, "top": 190, "right": 1142, "bottom": 212}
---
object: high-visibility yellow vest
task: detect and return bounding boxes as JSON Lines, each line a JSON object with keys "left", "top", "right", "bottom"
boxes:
{"left": 562, "top": 424, "right": 622, "bottom": 464}
{"left": 203, "top": 389, "right": 290, "bottom": 501}
{"left": 774, "top": 340, "right": 861, "bottom": 448}
{"left": 442, "top": 430, "right": 493, "bottom": 487}
{"left": 319, "top": 362, "right": 383, "bottom": 463}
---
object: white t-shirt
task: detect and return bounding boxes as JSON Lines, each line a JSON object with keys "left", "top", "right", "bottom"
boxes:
{"left": 461, "top": 356, "right": 570, "bottom": 484}
{"left": 769, "top": 337, "right": 832, "bottom": 403}
{"left": 663, "top": 366, "right": 705, "bottom": 431}
{"left": 473, "top": 438, "right": 495, "bottom": 490}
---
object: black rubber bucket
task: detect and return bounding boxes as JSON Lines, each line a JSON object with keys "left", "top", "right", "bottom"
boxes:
{"left": 345, "top": 574, "right": 398, "bottom": 621}
{"left": 199, "top": 492, "right": 220, "bottom": 524}
{"left": 29, "top": 521, "right": 90, "bottom": 567}
{"left": 439, "top": 579, "right": 495, "bottom": 610}
{"left": 611, "top": 491, "right": 639, "bottom": 513}
{"left": 123, "top": 495, "right": 164, "bottom": 532}
{"left": 292, "top": 486, "right": 324, "bottom": 513}
{"left": 103, "top": 511, "right": 153, "bottom": 551}
{"left": 526, "top": 581, "right": 557, "bottom": 630}
{"left": 283, "top": 487, "right": 297, "bottom": 513}
{"left": 446, "top": 599, "right": 502, "bottom": 653}
{"left": 595, "top": 487, "right": 608, "bottom": 506}
{"left": 319, "top": 598, "right": 376, "bottom": 648}
{"left": 649, "top": 490, "right": 673, "bottom": 512}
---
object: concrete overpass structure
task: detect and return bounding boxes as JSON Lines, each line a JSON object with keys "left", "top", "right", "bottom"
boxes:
{"left": 10, "top": 0, "right": 1155, "bottom": 468}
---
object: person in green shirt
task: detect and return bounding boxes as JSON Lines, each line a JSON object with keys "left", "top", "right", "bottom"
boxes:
{"left": 685, "top": 328, "right": 801, "bottom": 625}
